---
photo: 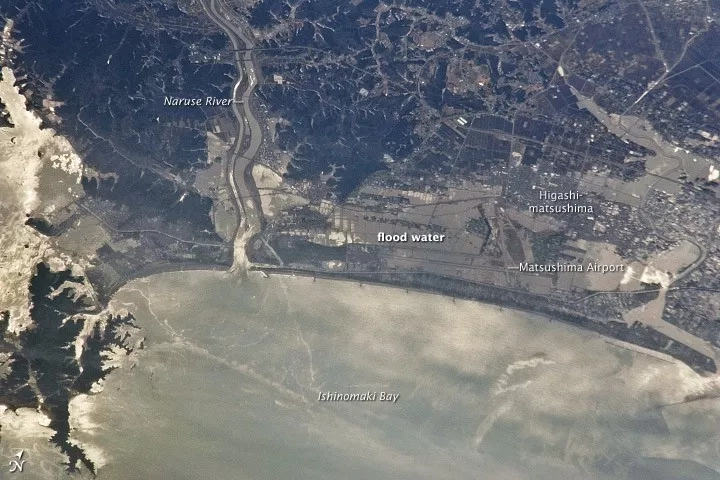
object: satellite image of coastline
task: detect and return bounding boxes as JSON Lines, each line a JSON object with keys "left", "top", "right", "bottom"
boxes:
{"left": 0, "top": 0, "right": 720, "bottom": 478}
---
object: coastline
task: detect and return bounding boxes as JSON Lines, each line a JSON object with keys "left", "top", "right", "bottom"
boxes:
{"left": 250, "top": 265, "right": 717, "bottom": 374}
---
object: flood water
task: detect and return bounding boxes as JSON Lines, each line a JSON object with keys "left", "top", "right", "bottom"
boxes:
{"left": 68, "top": 271, "right": 719, "bottom": 479}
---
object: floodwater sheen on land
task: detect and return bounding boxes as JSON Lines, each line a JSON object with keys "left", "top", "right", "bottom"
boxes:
{"left": 82, "top": 271, "right": 719, "bottom": 479}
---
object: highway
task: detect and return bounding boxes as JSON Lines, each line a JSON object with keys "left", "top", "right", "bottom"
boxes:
{"left": 201, "top": 0, "right": 263, "bottom": 271}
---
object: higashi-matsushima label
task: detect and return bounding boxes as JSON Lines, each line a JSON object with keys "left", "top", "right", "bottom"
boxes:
{"left": 529, "top": 190, "right": 593, "bottom": 214}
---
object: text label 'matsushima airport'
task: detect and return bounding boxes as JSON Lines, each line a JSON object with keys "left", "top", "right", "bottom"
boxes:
{"left": 518, "top": 262, "right": 626, "bottom": 273}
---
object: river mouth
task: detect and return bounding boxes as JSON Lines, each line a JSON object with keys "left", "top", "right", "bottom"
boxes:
{"left": 73, "top": 271, "right": 720, "bottom": 479}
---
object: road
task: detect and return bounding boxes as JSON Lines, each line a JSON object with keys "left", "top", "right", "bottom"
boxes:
{"left": 201, "top": 0, "right": 263, "bottom": 271}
